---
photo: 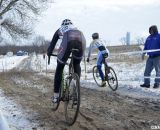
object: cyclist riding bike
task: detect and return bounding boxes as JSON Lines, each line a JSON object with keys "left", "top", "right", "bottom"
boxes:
{"left": 87, "top": 33, "right": 109, "bottom": 87}
{"left": 47, "top": 19, "right": 86, "bottom": 103}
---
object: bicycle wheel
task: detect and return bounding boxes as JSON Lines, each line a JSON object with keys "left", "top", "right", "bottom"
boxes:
{"left": 64, "top": 73, "right": 80, "bottom": 126}
{"left": 106, "top": 67, "right": 118, "bottom": 91}
{"left": 93, "top": 66, "right": 105, "bottom": 87}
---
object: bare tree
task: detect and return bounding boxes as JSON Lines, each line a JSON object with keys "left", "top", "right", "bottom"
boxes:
{"left": 32, "top": 35, "right": 45, "bottom": 53}
{"left": 136, "top": 37, "right": 145, "bottom": 45}
{"left": 0, "top": 0, "right": 52, "bottom": 41}
{"left": 119, "top": 37, "right": 126, "bottom": 45}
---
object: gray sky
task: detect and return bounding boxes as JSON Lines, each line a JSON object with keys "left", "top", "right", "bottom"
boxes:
{"left": 35, "top": 0, "right": 160, "bottom": 46}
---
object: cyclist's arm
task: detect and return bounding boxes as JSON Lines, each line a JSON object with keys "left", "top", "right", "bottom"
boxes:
{"left": 47, "top": 29, "right": 60, "bottom": 55}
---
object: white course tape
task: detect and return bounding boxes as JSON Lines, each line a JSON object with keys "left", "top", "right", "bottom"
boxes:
{"left": 90, "top": 49, "right": 160, "bottom": 56}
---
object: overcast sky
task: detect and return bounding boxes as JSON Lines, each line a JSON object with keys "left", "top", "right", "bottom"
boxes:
{"left": 35, "top": 0, "right": 160, "bottom": 46}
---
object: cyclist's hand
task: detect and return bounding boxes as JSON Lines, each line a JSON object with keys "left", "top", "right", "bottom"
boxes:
{"left": 47, "top": 51, "right": 52, "bottom": 57}
{"left": 86, "top": 58, "right": 89, "bottom": 62}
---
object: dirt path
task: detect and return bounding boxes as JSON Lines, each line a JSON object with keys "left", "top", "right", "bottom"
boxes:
{"left": 0, "top": 70, "right": 160, "bottom": 130}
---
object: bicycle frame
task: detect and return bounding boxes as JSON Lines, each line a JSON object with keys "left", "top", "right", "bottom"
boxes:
{"left": 103, "top": 58, "right": 109, "bottom": 81}
{"left": 48, "top": 48, "right": 80, "bottom": 125}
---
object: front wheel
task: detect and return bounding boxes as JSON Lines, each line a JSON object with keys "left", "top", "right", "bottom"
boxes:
{"left": 64, "top": 73, "right": 80, "bottom": 126}
{"left": 106, "top": 67, "right": 118, "bottom": 91}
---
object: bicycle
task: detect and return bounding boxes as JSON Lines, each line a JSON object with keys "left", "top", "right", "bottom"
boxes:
{"left": 48, "top": 49, "right": 80, "bottom": 126}
{"left": 92, "top": 59, "right": 118, "bottom": 91}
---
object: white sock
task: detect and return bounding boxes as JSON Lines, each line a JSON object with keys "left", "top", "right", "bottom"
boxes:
{"left": 54, "top": 92, "right": 59, "bottom": 98}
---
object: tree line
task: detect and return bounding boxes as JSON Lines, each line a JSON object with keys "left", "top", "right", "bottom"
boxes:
{"left": 0, "top": 40, "right": 50, "bottom": 55}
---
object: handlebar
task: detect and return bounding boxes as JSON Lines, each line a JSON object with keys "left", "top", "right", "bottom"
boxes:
{"left": 48, "top": 49, "right": 79, "bottom": 65}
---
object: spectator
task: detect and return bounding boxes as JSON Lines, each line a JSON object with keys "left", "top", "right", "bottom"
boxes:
{"left": 140, "top": 25, "right": 160, "bottom": 88}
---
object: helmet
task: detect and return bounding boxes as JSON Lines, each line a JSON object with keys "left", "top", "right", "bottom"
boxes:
{"left": 61, "top": 19, "right": 72, "bottom": 26}
{"left": 92, "top": 33, "right": 99, "bottom": 40}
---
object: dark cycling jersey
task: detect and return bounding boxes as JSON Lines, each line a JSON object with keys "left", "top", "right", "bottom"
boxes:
{"left": 47, "top": 26, "right": 86, "bottom": 63}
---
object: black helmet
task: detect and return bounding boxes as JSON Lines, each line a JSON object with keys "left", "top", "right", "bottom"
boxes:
{"left": 149, "top": 25, "right": 158, "bottom": 34}
{"left": 61, "top": 19, "right": 72, "bottom": 26}
{"left": 92, "top": 33, "right": 99, "bottom": 40}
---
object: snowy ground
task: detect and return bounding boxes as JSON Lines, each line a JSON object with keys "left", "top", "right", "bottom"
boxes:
{"left": 0, "top": 53, "right": 160, "bottom": 129}
{"left": 1, "top": 53, "right": 160, "bottom": 100}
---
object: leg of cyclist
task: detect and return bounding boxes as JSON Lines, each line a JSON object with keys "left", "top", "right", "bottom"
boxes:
{"left": 73, "top": 59, "right": 81, "bottom": 77}
{"left": 53, "top": 37, "right": 71, "bottom": 103}
{"left": 97, "top": 52, "right": 106, "bottom": 86}
{"left": 102, "top": 53, "right": 110, "bottom": 75}
{"left": 53, "top": 62, "right": 65, "bottom": 102}
{"left": 72, "top": 41, "right": 84, "bottom": 78}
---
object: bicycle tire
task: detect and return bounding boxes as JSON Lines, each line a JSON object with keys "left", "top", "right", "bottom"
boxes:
{"left": 106, "top": 67, "right": 118, "bottom": 91}
{"left": 93, "top": 66, "right": 105, "bottom": 87}
{"left": 64, "top": 73, "right": 80, "bottom": 126}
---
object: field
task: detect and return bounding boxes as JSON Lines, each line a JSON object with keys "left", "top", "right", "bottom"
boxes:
{"left": 0, "top": 45, "right": 160, "bottom": 130}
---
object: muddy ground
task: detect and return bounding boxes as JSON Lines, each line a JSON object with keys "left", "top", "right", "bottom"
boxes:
{"left": 0, "top": 69, "right": 160, "bottom": 130}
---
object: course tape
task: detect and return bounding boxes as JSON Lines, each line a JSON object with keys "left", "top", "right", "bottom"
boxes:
{"left": 87, "top": 48, "right": 160, "bottom": 80}
{"left": 90, "top": 49, "right": 160, "bottom": 56}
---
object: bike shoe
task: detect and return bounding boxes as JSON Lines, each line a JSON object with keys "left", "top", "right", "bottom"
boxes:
{"left": 101, "top": 81, "right": 106, "bottom": 87}
{"left": 51, "top": 96, "right": 59, "bottom": 103}
{"left": 140, "top": 84, "right": 150, "bottom": 88}
{"left": 153, "top": 83, "right": 160, "bottom": 89}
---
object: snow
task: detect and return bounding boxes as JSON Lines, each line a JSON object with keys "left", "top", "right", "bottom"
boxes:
{"left": 0, "top": 110, "right": 10, "bottom": 130}
{"left": 0, "top": 91, "right": 38, "bottom": 130}
{"left": 0, "top": 53, "right": 160, "bottom": 100}
{"left": 22, "top": 53, "right": 160, "bottom": 101}
{"left": 0, "top": 52, "right": 160, "bottom": 128}
{"left": 0, "top": 55, "right": 28, "bottom": 72}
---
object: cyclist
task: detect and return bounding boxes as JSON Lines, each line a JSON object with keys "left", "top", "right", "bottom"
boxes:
{"left": 47, "top": 19, "right": 86, "bottom": 103}
{"left": 87, "top": 33, "right": 109, "bottom": 86}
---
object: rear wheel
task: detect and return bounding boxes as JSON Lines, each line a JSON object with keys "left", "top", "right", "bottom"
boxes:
{"left": 106, "top": 67, "right": 118, "bottom": 91}
{"left": 64, "top": 73, "right": 80, "bottom": 126}
{"left": 93, "top": 65, "right": 106, "bottom": 87}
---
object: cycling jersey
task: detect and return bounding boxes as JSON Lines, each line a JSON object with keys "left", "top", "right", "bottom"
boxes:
{"left": 87, "top": 39, "right": 109, "bottom": 59}
{"left": 47, "top": 25, "right": 86, "bottom": 63}
{"left": 57, "top": 29, "right": 86, "bottom": 64}
{"left": 58, "top": 24, "right": 76, "bottom": 38}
